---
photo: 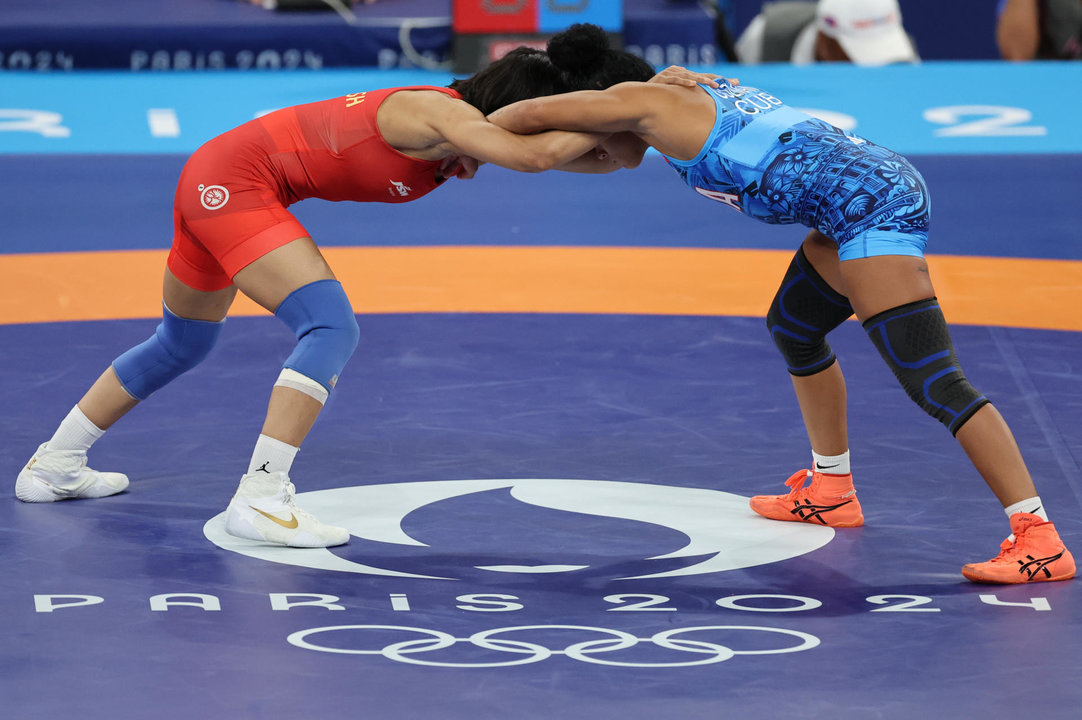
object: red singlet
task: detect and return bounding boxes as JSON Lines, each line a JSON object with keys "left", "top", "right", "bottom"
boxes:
{"left": 167, "top": 86, "right": 461, "bottom": 291}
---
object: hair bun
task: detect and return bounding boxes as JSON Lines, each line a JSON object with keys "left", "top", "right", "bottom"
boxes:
{"left": 548, "top": 23, "right": 610, "bottom": 76}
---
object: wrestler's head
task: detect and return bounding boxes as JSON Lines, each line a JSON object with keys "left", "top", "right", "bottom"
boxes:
{"left": 449, "top": 46, "right": 568, "bottom": 116}
{"left": 548, "top": 22, "right": 655, "bottom": 90}
{"left": 450, "top": 23, "right": 655, "bottom": 116}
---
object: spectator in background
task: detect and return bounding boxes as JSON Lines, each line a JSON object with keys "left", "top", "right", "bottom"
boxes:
{"left": 735, "top": 0, "right": 919, "bottom": 65}
{"left": 996, "top": 0, "right": 1082, "bottom": 59}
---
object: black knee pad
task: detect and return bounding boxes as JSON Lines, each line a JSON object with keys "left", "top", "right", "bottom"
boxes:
{"left": 863, "top": 298, "right": 989, "bottom": 435}
{"left": 766, "top": 247, "right": 854, "bottom": 376}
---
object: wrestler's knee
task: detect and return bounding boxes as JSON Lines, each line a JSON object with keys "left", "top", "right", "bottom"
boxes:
{"left": 862, "top": 298, "right": 988, "bottom": 435}
{"left": 767, "top": 246, "right": 854, "bottom": 376}
{"left": 113, "top": 304, "right": 225, "bottom": 399}
{"left": 273, "top": 279, "right": 359, "bottom": 403}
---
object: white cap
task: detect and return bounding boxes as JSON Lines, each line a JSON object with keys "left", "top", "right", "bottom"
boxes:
{"left": 816, "top": 0, "right": 918, "bottom": 66}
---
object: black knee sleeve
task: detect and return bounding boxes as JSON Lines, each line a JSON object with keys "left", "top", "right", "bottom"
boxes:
{"left": 766, "top": 247, "right": 854, "bottom": 376}
{"left": 863, "top": 298, "right": 989, "bottom": 435}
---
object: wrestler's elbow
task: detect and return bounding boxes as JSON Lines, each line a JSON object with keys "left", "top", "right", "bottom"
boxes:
{"left": 515, "top": 148, "right": 560, "bottom": 173}
{"left": 488, "top": 105, "right": 537, "bottom": 134}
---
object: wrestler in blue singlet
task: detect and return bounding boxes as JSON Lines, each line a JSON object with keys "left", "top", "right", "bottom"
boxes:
{"left": 661, "top": 82, "right": 930, "bottom": 261}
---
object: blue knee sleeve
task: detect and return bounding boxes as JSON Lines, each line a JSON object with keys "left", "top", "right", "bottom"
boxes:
{"left": 863, "top": 298, "right": 989, "bottom": 436}
{"left": 113, "top": 304, "right": 225, "bottom": 400}
{"left": 766, "top": 247, "right": 854, "bottom": 376}
{"left": 275, "top": 279, "right": 359, "bottom": 393}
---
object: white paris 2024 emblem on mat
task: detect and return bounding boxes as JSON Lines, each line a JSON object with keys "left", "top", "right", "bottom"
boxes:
{"left": 204, "top": 478, "right": 833, "bottom": 580}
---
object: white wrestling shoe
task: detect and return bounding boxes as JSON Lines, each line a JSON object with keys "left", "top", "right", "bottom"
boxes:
{"left": 224, "top": 471, "right": 349, "bottom": 548}
{"left": 15, "top": 443, "right": 130, "bottom": 502}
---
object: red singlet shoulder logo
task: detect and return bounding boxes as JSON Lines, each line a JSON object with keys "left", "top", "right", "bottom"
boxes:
{"left": 198, "top": 184, "right": 230, "bottom": 211}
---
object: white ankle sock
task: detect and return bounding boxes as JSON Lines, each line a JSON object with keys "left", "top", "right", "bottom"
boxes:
{"left": 812, "top": 450, "right": 850, "bottom": 476}
{"left": 1004, "top": 497, "right": 1047, "bottom": 541}
{"left": 1004, "top": 496, "right": 1048, "bottom": 521}
{"left": 247, "top": 434, "right": 299, "bottom": 476}
{"left": 45, "top": 405, "right": 105, "bottom": 454}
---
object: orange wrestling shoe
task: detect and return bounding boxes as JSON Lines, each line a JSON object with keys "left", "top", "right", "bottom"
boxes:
{"left": 961, "top": 513, "right": 1075, "bottom": 584}
{"left": 749, "top": 469, "right": 864, "bottom": 528}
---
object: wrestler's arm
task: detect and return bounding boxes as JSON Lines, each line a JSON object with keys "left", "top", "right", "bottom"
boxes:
{"left": 649, "top": 65, "right": 734, "bottom": 88}
{"left": 446, "top": 142, "right": 629, "bottom": 177}
{"left": 529, "top": 69, "right": 729, "bottom": 174}
{"left": 488, "top": 82, "right": 661, "bottom": 137}
{"left": 426, "top": 95, "right": 609, "bottom": 173}
{"left": 550, "top": 149, "right": 624, "bottom": 174}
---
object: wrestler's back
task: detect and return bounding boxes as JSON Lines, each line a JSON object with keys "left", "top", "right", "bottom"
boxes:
{"left": 202, "top": 86, "right": 460, "bottom": 206}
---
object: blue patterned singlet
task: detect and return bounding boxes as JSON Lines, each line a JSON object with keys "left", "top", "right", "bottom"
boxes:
{"left": 661, "top": 82, "right": 931, "bottom": 260}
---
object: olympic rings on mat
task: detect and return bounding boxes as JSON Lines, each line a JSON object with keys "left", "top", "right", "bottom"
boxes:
{"left": 285, "top": 624, "right": 821, "bottom": 668}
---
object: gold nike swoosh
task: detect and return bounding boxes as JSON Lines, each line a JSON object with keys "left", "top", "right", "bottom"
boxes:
{"left": 250, "top": 506, "right": 299, "bottom": 529}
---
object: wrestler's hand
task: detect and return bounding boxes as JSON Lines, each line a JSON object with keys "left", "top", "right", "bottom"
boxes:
{"left": 437, "top": 154, "right": 482, "bottom": 181}
{"left": 648, "top": 65, "right": 738, "bottom": 88}
{"left": 454, "top": 154, "right": 481, "bottom": 180}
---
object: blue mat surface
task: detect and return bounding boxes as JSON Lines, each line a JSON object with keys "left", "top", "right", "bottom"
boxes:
{"left": 2, "top": 62, "right": 1081, "bottom": 719}
{"left": 3, "top": 63, "right": 1080, "bottom": 154}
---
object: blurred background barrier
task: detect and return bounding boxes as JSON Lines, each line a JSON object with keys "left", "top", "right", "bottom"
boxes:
{"left": 0, "top": 1, "right": 1004, "bottom": 73}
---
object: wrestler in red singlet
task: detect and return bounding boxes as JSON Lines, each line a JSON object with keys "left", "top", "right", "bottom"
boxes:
{"left": 168, "top": 86, "right": 461, "bottom": 292}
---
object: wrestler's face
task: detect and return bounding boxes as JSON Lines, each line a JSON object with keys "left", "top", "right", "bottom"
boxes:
{"left": 597, "top": 132, "right": 649, "bottom": 169}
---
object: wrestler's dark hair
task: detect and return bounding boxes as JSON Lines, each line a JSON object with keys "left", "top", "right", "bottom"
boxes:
{"left": 449, "top": 47, "right": 568, "bottom": 116}
{"left": 450, "top": 24, "right": 655, "bottom": 115}
{"left": 548, "top": 23, "right": 655, "bottom": 90}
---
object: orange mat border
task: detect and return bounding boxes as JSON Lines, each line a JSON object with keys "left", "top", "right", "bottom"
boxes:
{"left": 2, "top": 247, "right": 1079, "bottom": 331}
